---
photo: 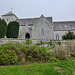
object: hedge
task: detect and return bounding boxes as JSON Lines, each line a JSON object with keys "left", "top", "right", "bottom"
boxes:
{"left": 0, "top": 19, "right": 7, "bottom": 38}
{"left": 7, "top": 21, "right": 19, "bottom": 38}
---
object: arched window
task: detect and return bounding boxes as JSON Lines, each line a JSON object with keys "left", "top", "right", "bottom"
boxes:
{"left": 41, "top": 28, "right": 44, "bottom": 36}
{"left": 56, "top": 34, "right": 59, "bottom": 40}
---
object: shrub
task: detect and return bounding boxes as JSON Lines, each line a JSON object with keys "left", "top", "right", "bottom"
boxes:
{"left": 0, "top": 19, "right": 7, "bottom": 38}
{"left": 0, "top": 42, "right": 23, "bottom": 63}
{"left": 56, "top": 45, "right": 67, "bottom": 60}
{"left": 25, "top": 39, "right": 32, "bottom": 45}
{"left": 50, "top": 57, "right": 59, "bottom": 62}
{"left": 7, "top": 21, "right": 19, "bottom": 38}
{"left": 0, "top": 49, "right": 17, "bottom": 65}
{"left": 0, "top": 41, "right": 58, "bottom": 64}
{"left": 62, "top": 31, "right": 75, "bottom": 40}
{"left": 57, "top": 40, "right": 61, "bottom": 46}
{"left": 34, "top": 47, "right": 49, "bottom": 61}
{"left": 66, "top": 41, "right": 75, "bottom": 57}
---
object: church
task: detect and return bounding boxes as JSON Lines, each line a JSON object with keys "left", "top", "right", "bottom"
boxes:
{"left": 1, "top": 11, "right": 75, "bottom": 40}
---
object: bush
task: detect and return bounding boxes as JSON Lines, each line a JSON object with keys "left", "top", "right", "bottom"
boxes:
{"left": 25, "top": 39, "right": 32, "bottom": 45}
{"left": 0, "top": 41, "right": 59, "bottom": 64}
{"left": 56, "top": 45, "right": 67, "bottom": 60}
{"left": 62, "top": 31, "right": 75, "bottom": 40}
{"left": 21, "top": 45, "right": 50, "bottom": 62}
{"left": 0, "top": 19, "right": 7, "bottom": 38}
{"left": 7, "top": 21, "right": 19, "bottom": 38}
{"left": 66, "top": 41, "right": 75, "bottom": 57}
{"left": 0, "top": 49, "right": 17, "bottom": 65}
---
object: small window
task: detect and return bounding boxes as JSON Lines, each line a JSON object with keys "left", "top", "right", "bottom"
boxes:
{"left": 41, "top": 28, "right": 44, "bottom": 36}
{"left": 56, "top": 34, "right": 59, "bottom": 40}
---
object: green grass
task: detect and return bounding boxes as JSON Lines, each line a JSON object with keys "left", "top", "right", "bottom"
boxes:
{"left": 0, "top": 57, "right": 75, "bottom": 75}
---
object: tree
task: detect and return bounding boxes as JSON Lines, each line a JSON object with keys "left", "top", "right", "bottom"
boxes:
{"left": 0, "top": 19, "right": 7, "bottom": 38}
{"left": 7, "top": 21, "right": 19, "bottom": 38}
{"left": 62, "top": 31, "right": 75, "bottom": 40}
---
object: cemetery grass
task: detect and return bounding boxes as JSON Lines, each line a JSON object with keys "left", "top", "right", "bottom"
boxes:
{"left": 0, "top": 57, "right": 75, "bottom": 75}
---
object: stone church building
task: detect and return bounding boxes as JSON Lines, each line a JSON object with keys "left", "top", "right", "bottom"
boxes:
{"left": 1, "top": 11, "right": 75, "bottom": 40}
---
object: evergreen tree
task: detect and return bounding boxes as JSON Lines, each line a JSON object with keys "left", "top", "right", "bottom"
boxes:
{"left": 0, "top": 19, "right": 7, "bottom": 38}
{"left": 7, "top": 21, "right": 19, "bottom": 38}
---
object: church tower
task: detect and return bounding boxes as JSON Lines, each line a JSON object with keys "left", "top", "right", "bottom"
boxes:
{"left": 1, "top": 11, "right": 18, "bottom": 24}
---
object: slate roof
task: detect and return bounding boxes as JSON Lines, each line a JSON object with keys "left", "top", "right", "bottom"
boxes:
{"left": 53, "top": 21, "right": 75, "bottom": 31}
{"left": 2, "top": 11, "right": 18, "bottom": 19}
{"left": 16, "top": 17, "right": 52, "bottom": 26}
{"left": 2, "top": 11, "right": 75, "bottom": 31}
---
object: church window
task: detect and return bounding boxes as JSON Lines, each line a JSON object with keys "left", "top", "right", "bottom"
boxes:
{"left": 56, "top": 34, "right": 59, "bottom": 40}
{"left": 41, "top": 28, "right": 44, "bottom": 36}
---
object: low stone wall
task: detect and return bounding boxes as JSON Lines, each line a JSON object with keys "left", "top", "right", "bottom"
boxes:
{"left": 0, "top": 38, "right": 40, "bottom": 44}
{"left": 0, "top": 38, "right": 75, "bottom": 45}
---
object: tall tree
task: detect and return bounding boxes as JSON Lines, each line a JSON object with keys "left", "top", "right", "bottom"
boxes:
{"left": 7, "top": 21, "right": 19, "bottom": 38}
{"left": 0, "top": 19, "right": 7, "bottom": 38}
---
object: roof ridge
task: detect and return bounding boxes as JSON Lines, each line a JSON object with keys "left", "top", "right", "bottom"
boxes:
{"left": 17, "top": 17, "right": 52, "bottom": 20}
{"left": 53, "top": 20, "right": 75, "bottom": 23}
{"left": 2, "top": 11, "right": 14, "bottom": 16}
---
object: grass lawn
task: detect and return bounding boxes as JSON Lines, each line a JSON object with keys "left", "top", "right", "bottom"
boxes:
{"left": 0, "top": 57, "right": 75, "bottom": 75}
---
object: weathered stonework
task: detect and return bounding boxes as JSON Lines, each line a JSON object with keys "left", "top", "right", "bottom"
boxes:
{"left": 1, "top": 11, "right": 75, "bottom": 40}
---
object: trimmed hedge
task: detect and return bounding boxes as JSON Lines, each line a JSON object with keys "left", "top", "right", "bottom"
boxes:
{"left": 0, "top": 19, "right": 7, "bottom": 38}
{"left": 7, "top": 21, "right": 19, "bottom": 38}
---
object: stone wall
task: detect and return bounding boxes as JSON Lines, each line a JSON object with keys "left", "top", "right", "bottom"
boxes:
{"left": 2, "top": 15, "right": 17, "bottom": 24}
{"left": 0, "top": 38, "right": 74, "bottom": 45}
{"left": 19, "top": 15, "right": 54, "bottom": 40}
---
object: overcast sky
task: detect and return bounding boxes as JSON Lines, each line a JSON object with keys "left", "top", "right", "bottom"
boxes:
{"left": 0, "top": 0, "right": 75, "bottom": 21}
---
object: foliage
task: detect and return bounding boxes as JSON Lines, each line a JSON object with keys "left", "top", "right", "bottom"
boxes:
{"left": 50, "top": 57, "right": 59, "bottom": 62}
{"left": 66, "top": 41, "right": 75, "bottom": 57}
{"left": 25, "top": 39, "right": 32, "bottom": 45}
{"left": 47, "top": 40, "right": 55, "bottom": 48}
{"left": 0, "top": 40, "right": 75, "bottom": 65}
{"left": 0, "top": 49, "right": 17, "bottom": 65}
{"left": 56, "top": 45, "right": 67, "bottom": 60}
{"left": 0, "top": 19, "right": 7, "bottom": 38}
{"left": 62, "top": 31, "right": 75, "bottom": 40}
{"left": 0, "top": 42, "right": 51, "bottom": 63}
{"left": 57, "top": 40, "right": 61, "bottom": 46}
{"left": 7, "top": 21, "right": 19, "bottom": 38}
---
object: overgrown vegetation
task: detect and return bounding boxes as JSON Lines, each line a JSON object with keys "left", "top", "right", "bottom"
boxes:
{"left": 0, "top": 40, "right": 75, "bottom": 65}
{"left": 0, "top": 19, "right": 7, "bottom": 38}
{"left": 7, "top": 21, "right": 19, "bottom": 38}
{"left": 0, "top": 49, "right": 17, "bottom": 65}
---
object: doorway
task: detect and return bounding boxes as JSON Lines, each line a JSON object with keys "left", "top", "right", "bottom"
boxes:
{"left": 25, "top": 33, "right": 30, "bottom": 39}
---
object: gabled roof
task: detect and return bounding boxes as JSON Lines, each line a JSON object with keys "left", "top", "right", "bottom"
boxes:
{"left": 2, "top": 11, "right": 18, "bottom": 19}
{"left": 2, "top": 11, "right": 14, "bottom": 16}
{"left": 16, "top": 15, "right": 52, "bottom": 26}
